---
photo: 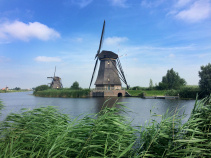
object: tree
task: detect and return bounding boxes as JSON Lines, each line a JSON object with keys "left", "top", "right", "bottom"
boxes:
{"left": 14, "top": 87, "right": 21, "bottom": 90}
{"left": 34, "top": 85, "right": 49, "bottom": 92}
{"left": 199, "top": 63, "right": 211, "bottom": 95}
{"left": 158, "top": 68, "right": 186, "bottom": 90}
{"left": 70, "top": 81, "right": 80, "bottom": 90}
{"left": 149, "top": 79, "right": 154, "bottom": 90}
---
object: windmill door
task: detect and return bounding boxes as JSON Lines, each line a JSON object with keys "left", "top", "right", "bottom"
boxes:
{"left": 108, "top": 85, "right": 110, "bottom": 90}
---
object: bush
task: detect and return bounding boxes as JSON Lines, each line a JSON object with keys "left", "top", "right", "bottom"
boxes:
{"left": 34, "top": 85, "right": 49, "bottom": 93}
{"left": 178, "top": 87, "right": 200, "bottom": 99}
{"left": 138, "top": 92, "right": 145, "bottom": 98}
{"left": 165, "top": 89, "right": 179, "bottom": 96}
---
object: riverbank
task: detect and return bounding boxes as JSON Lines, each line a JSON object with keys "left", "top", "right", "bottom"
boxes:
{"left": 0, "top": 96, "right": 210, "bottom": 157}
{"left": 0, "top": 90, "right": 32, "bottom": 93}
{"left": 33, "top": 89, "right": 90, "bottom": 98}
{"left": 127, "top": 88, "right": 201, "bottom": 99}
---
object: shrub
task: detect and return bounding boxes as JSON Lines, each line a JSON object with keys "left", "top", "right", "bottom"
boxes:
{"left": 34, "top": 85, "right": 49, "bottom": 93}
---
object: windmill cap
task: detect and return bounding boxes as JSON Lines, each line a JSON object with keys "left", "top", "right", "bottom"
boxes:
{"left": 99, "top": 50, "right": 118, "bottom": 59}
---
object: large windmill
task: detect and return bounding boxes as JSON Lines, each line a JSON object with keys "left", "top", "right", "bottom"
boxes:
{"left": 47, "top": 66, "right": 63, "bottom": 89}
{"left": 89, "top": 20, "right": 129, "bottom": 93}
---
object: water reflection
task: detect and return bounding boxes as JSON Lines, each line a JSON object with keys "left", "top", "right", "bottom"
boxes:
{"left": 0, "top": 92, "right": 195, "bottom": 127}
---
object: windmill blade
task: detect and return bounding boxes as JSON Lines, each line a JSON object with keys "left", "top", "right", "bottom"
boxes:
{"left": 95, "top": 20, "right": 105, "bottom": 59}
{"left": 117, "top": 58, "right": 129, "bottom": 89}
{"left": 54, "top": 66, "right": 56, "bottom": 77}
{"left": 110, "top": 59, "right": 127, "bottom": 84}
{"left": 89, "top": 58, "right": 99, "bottom": 89}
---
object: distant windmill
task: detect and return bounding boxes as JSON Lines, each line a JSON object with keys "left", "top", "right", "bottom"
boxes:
{"left": 89, "top": 20, "right": 129, "bottom": 90}
{"left": 47, "top": 66, "right": 63, "bottom": 89}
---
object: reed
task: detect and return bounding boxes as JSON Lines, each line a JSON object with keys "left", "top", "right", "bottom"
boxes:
{"left": 34, "top": 89, "right": 90, "bottom": 98}
{"left": 0, "top": 96, "right": 210, "bottom": 157}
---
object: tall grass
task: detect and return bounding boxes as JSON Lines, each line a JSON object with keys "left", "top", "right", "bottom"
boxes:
{"left": 34, "top": 89, "right": 90, "bottom": 98}
{"left": 0, "top": 103, "right": 136, "bottom": 157}
{"left": 0, "top": 96, "right": 210, "bottom": 157}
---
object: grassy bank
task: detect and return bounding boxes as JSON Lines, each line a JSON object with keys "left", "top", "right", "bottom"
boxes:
{"left": 33, "top": 89, "right": 90, "bottom": 98}
{"left": 0, "top": 96, "right": 210, "bottom": 157}
{"left": 127, "top": 90, "right": 167, "bottom": 97}
{"left": 127, "top": 86, "right": 201, "bottom": 99}
{"left": 0, "top": 90, "right": 31, "bottom": 93}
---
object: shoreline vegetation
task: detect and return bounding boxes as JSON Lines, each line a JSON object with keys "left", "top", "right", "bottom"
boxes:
{"left": 32, "top": 85, "right": 201, "bottom": 99}
{"left": 33, "top": 89, "right": 90, "bottom": 98}
{"left": 0, "top": 89, "right": 32, "bottom": 93}
{"left": 0, "top": 96, "right": 210, "bottom": 157}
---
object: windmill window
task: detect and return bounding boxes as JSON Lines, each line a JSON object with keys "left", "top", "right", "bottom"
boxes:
{"left": 108, "top": 61, "right": 110, "bottom": 64}
{"left": 104, "top": 55, "right": 106, "bottom": 58}
{"left": 108, "top": 78, "right": 110, "bottom": 81}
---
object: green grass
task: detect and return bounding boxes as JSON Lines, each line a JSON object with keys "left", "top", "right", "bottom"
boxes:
{"left": 0, "top": 96, "right": 210, "bottom": 157}
{"left": 0, "top": 90, "right": 31, "bottom": 93}
{"left": 127, "top": 90, "right": 167, "bottom": 97}
{"left": 34, "top": 89, "right": 90, "bottom": 98}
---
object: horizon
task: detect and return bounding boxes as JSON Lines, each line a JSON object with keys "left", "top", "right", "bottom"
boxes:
{"left": 0, "top": 0, "right": 211, "bottom": 89}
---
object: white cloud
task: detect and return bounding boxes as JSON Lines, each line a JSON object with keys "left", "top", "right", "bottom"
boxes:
{"left": 34, "top": 56, "right": 61, "bottom": 62}
{"left": 175, "top": 0, "right": 193, "bottom": 8}
{"left": 0, "top": 20, "right": 60, "bottom": 42}
{"left": 141, "top": 0, "right": 165, "bottom": 8}
{"left": 175, "top": 0, "right": 211, "bottom": 22}
{"left": 104, "top": 36, "right": 128, "bottom": 46}
{"left": 108, "top": 0, "right": 128, "bottom": 7}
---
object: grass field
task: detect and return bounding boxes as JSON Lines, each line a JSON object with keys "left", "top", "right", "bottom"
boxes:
{"left": 127, "top": 90, "right": 167, "bottom": 97}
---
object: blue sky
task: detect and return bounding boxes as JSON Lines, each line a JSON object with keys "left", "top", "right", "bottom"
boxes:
{"left": 0, "top": 0, "right": 211, "bottom": 89}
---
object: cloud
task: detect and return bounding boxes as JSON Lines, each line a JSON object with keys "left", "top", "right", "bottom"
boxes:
{"left": 34, "top": 56, "right": 61, "bottom": 62}
{"left": 108, "top": 0, "right": 128, "bottom": 7}
{"left": 174, "top": 0, "right": 211, "bottom": 22}
{"left": 104, "top": 36, "right": 128, "bottom": 46}
{"left": 141, "top": 0, "right": 165, "bottom": 8}
{"left": 175, "top": 0, "right": 193, "bottom": 8}
{"left": 0, "top": 20, "right": 60, "bottom": 42}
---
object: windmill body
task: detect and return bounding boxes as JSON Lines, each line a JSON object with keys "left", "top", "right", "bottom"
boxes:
{"left": 95, "top": 51, "right": 122, "bottom": 90}
{"left": 47, "top": 67, "right": 63, "bottom": 89}
{"left": 89, "top": 21, "right": 130, "bottom": 97}
{"left": 48, "top": 76, "right": 63, "bottom": 89}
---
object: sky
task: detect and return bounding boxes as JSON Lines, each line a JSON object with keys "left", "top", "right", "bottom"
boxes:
{"left": 0, "top": 0, "right": 211, "bottom": 89}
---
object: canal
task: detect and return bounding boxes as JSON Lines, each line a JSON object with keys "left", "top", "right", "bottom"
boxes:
{"left": 0, "top": 91, "right": 195, "bottom": 126}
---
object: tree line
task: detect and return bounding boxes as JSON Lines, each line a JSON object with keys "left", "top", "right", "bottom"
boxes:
{"left": 131, "top": 63, "right": 211, "bottom": 98}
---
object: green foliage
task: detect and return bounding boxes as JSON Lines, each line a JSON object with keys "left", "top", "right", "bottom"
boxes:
{"left": 137, "top": 96, "right": 211, "bottom": 157}
{"left": 127, "top": 90, "right": 167, "bottom": 97}
{"left": 199, "top": 63, "right": 211, "bottom": 96}
{"left": 158, "top": 68, "right": 187, "bottom": 90}
{"left": 34, "top": 89, "right": 90, "bottom": 98}
{"left": 0, "top": 96, "right": 210, "bottom": 157}
{"left": 70, "top": 81, "right": 81, "bottom": 90}
{"left": 138, "top": 92, "right": 145, "bottom": 98}
{"left": 0, "top": 104, "right": 136, "bottom": 157}
{"left": 165, "top": 89, "right": 179, "bottom": 96}
{"left": 0, "top": 100, "right": 4, "bottom": 116}
{"left": 34, "top": 85, "right": 49, "bottom": 93}
{"left": 13, "top": 87, "right": 21, "bottom": 90}
{"left": 149, "top": 79, "right": 154, "bottom": 90}
{"left": 179, "top": 87, "right": 200, "bottom": 99}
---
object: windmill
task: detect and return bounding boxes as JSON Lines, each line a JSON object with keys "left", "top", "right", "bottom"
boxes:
{"left": 89, "top": 20, "right": 129, "bottom": 91}
{"left": 47, "top": 66, "right": 63, "bottom": 89}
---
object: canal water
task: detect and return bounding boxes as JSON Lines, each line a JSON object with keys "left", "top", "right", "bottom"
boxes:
{"left": 0, "top": 91, "right": 195, "bottom": 127}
